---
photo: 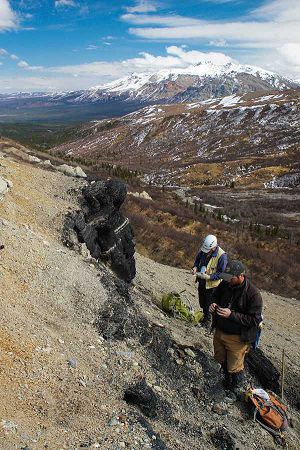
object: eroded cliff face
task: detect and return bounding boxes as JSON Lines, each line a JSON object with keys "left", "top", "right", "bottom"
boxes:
{"left": 63, "top": 179, "right": 136, "bottom": 282}
{"left": 0, "top": 144, "right": 299, "bottom": 450}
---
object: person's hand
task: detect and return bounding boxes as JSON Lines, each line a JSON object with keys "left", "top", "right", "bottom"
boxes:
{"left": 198, "top": 273, "right": 210, "bottom": 280}
{"left": 209, "top": 303, "right": 218, "bottom": 313}
{"left": 191, "top": 267, "right": 197, "bottom": 275}
{"left": 216, "top": 307, "right": 231, "bottom": 318}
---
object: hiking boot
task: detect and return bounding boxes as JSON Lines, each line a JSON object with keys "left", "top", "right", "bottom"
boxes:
{"left": 230, "top": 371, "right": 245, "bottom": 395}
{"left": 221, "top": 364, "right": 232, "bottom": 390}
{"left": 201, "top": 314, "right": 212, "bottom": 329}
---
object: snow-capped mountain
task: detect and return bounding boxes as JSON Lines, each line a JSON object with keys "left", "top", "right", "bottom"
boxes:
{"left": 73, "top": 61, "right": 299, "bottom": 104}
{"left": 0, "top": 61, "right": 299, "bottom": 123}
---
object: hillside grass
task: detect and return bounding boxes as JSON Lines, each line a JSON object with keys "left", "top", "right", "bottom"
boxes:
{"left": 124, "top": 187, "right": 300, "bottom": 299}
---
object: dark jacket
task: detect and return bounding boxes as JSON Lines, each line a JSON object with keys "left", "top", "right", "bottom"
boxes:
{"left": 212, "top": 278, "right": 263, "bottom": 343}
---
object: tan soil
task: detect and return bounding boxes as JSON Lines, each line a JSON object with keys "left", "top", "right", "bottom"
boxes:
{"left": 0, "top": 146, "right": 299, "bottom": 450}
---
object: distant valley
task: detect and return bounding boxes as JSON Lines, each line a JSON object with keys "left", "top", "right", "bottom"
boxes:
{"left": 50, "top": 89, "right": 300, "bottom": 190}
{"left": 1, "top": 63, "right": 299, "bottom": 301}
{"left": 0, "top": 61, "right": 298, "bottom": 123}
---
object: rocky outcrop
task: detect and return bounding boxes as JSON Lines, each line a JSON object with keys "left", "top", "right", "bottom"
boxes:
{"left": 27, "top": 155, "right": 41, "bottom": 163}
{"left": 64, "top": 179, "right": 136, "bottom": 282}
{"left": 56, "top": 163, "right": 87, "bottom": 178}
{"left": 264, "top": 172, "right": 300, "bottom": 188}
{"left": 129, "top": 191, "right": 153, "bottom": 201}
{"left": 0, "top": 176, "right": 12, "bottom": 196}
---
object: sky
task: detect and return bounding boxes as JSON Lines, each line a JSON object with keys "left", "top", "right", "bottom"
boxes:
{"left": 0, "top": 0, "right": 300, "bottom": 92}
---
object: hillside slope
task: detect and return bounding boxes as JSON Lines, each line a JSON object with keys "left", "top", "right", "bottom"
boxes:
{"left": 50, "top": 90, "right": 300, "bottom": 189}
{"left": 0, "top": 145, "right": 299, "bottom": 449}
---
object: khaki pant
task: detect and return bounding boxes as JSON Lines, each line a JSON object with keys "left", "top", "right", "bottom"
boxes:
{"left": 213, "top": 329, "right": 250, "bottom": 373}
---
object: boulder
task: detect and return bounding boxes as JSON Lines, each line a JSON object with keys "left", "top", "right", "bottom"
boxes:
{"left": 63, "top": 179, "right": 136, "bottom": 282}
{"left": 129, "top": 190, "right": 152, "bottom": 201}
{"left": 56, "top": 164, "right": 87, "bottom": 178}
{"left": 74, "top": 166, "right": 87, "bottom": 178}
{"left": 0, "top": 177, "right": 9, "bottom": 196}
{"left": 40, "top": 159, "right": 53, "bottom": 167}
{"left": 27, "top": 155, "right": 41, "bottom": 163}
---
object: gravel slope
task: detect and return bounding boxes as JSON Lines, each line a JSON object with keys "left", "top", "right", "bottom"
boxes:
{"left": 0, "top": 146, "right": 299, "bottom": 450}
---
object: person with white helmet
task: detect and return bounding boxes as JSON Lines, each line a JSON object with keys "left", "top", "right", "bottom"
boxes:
{"left": 192, "top": 234, "right": 227, "bottom": 327}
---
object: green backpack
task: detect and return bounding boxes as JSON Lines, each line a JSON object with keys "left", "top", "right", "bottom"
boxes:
{"left": 161, "top": 292, "right": 203, "bottom": 325}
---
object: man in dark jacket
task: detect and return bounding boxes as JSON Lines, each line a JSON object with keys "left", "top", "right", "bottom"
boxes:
{"left": 209, "top": 260, "right": 263, "bottom": 391}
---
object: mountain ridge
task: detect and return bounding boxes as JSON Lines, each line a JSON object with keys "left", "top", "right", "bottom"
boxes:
{"left": 50, "top": 89, "right": 300, "bottom": 190}
{"left": 0, "top": 61, "right": 299, "bottom": 106}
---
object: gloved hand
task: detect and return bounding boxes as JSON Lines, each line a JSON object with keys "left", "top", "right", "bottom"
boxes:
{"left": 197, "top": 273, "right": 210, "bottom": 280}
{"left": 191, "top": 267, "right": 198, "bottom": 275}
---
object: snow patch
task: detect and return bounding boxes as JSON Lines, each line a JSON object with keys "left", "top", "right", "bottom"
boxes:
{"left": 219, "top": 95, "right": 241, "bottom": 107}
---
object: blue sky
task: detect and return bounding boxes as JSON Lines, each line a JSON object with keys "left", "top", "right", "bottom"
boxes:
{"left": 0, "top": 0, "right": 299, "bottom": 92}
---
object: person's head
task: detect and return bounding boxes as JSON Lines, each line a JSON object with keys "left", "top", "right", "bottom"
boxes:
{"left": 220, "top": 260, "right": 246, "bottom": 286}
{"left": 201, "top": 234, "right": 217, "bottom": 254}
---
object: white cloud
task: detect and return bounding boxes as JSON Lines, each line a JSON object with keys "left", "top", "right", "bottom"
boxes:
{"left": 204, "top": 0, "right": 238, "bottom": 2}
{"left": 121, "top": 0, "right": 300, "bottom": 80}
{"left": 125, "top": 1, "right": 158, "bottom": 14}
{"left": 5, "top": 46, "right": 235, "bottom": 92}
{"left": 10, "top": 54, "right": 19, "bottom": 60}
{"left": 252, "top": 0, "right": 300, "bottom": 22}
{"left": 45, "top": 46, "right": 234, "bottom": 76}
{"left": 166, "top": 46, "right": 233, "bottom": 65}
{"left": 127, "top": 19, "right": 299, "bottom": 43}
{"left": 0, "top": 75, "right": 67, "bottom": 92}
{"left": 17, "top": 60, "right": 29, "bottom": 69}
{"left": 123, "top": 1, "right": 300, "bottom": 45}
{"left": 209, "top": 40, "right": 227, "bottom": 48}
{"left": 121, "top": 13, "right": 201, "bottom": 26}
{"left": 55, "top": 0, "right": 78, "bottom": 8}
{"left": 17, "top": 59, "right": 43, "bottom": 71}
{"left": 6, "top": 42, "right": 300, "bottom": 93}
{"left": 0, "top": 48, "right": 8, "bottom": 56}
{"left": 279, "top": 43, "right": 300, "bottom": 65}
{"left": 18, "top": 60, "right": 29, "bottom": 68}
{"left": 86, "top": 44, "right": 98, "bottom": 50}
{"left": 0, "top": 0, "right": 18, "bottom": 31}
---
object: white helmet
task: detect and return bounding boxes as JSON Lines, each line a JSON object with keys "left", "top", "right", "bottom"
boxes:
{"left": 201, "top": 234, "right": 217, "bottom": 253}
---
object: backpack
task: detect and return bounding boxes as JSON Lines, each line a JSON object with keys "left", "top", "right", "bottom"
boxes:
{"left": 161, "top": 292, "right": 203, "bottom": 325}
{"left": 252, "top": 318, "right": 263, "bottom": 350}
{"left": 246, "top": 388, "right": 288, "bottom": 444}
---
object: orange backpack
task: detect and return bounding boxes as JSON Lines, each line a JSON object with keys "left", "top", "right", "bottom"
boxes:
{"left": 247, "top": 390, "right": 288, "bottom": 443}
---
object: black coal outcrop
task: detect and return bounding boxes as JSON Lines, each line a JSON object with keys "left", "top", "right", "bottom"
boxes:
{"left": 124, "top": 379, "right": 172, "bottom": 420}
{"left": 64, "top": 179, "right": 136, "bottom": 282}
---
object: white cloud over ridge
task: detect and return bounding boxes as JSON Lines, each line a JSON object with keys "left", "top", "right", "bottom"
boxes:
{"left": 1, "top": 0, "right": 300, "bottom": 91}
{"left": 121, "top": 0, "right": 300, "bottom": 80}
{"left": 25, "top": 46, "right": 236, "bottom": 75}
{"left": 1, "top": 45, "right": 238, "bottom": 92}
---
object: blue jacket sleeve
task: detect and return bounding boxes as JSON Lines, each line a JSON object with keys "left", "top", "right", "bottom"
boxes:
{"left": 209, "top": 253, "right": 228, "bottom": 281}
{"left": 193, "top": 250, "right": 202, "bottom": 269}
